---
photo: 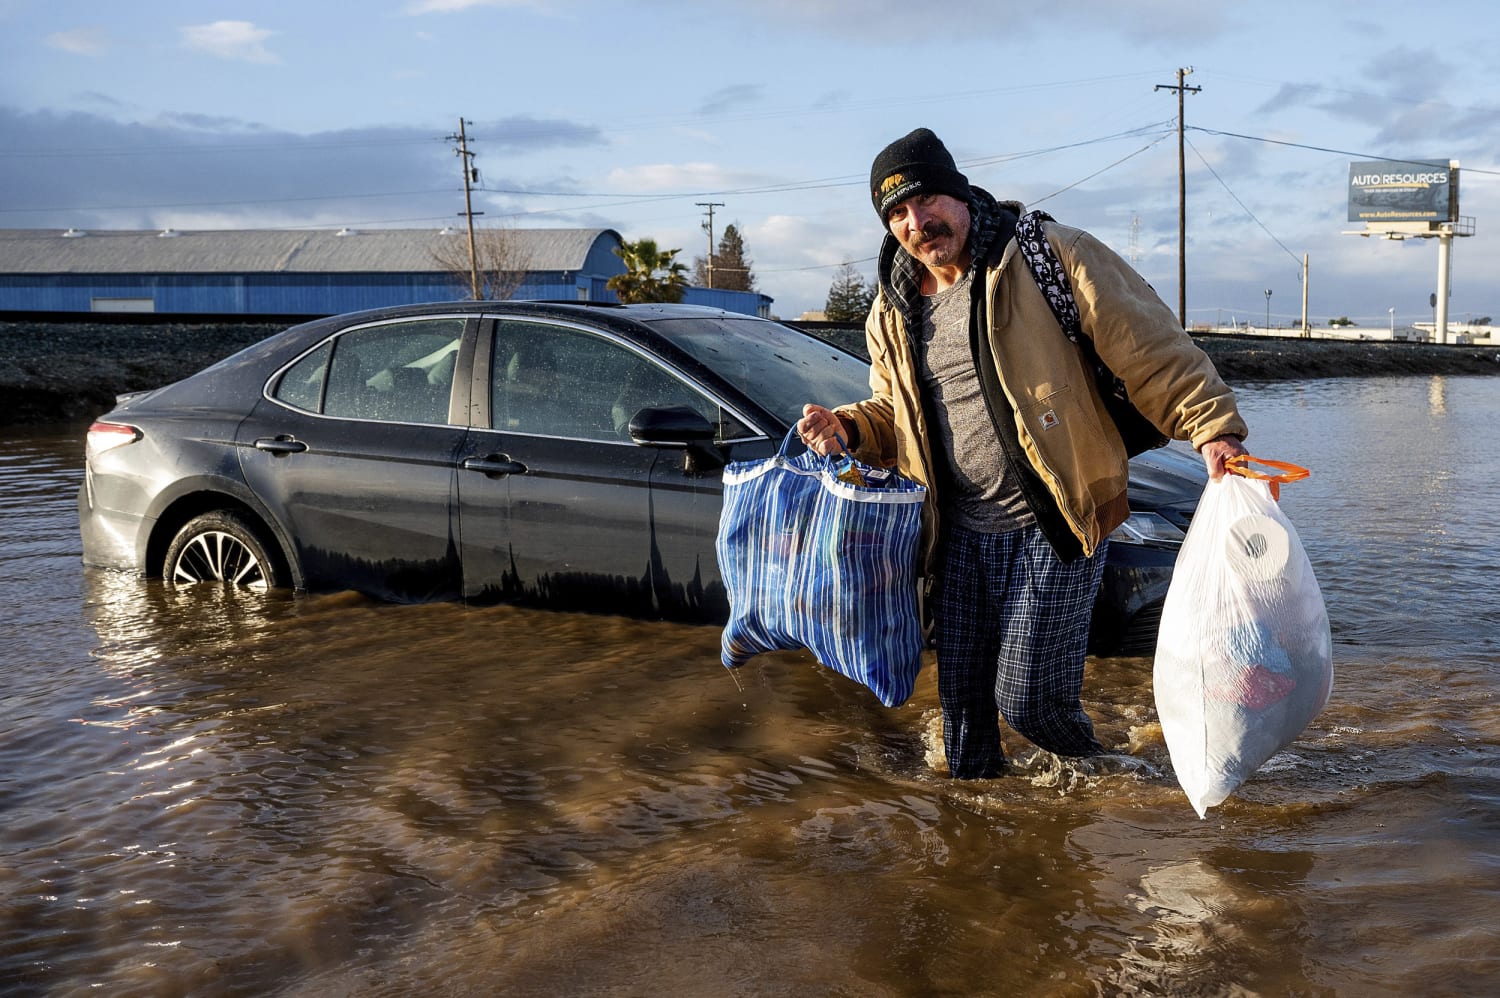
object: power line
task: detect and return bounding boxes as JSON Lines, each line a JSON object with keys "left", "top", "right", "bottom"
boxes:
{"left": 1185, "top": 135, "right": 1303, "bottom": 272}
{"left": 1030, "top": 134, "right": 1170, "bottom": 204}
{"left": 1188, "top": 126, "right": 1500, "bottom": 176}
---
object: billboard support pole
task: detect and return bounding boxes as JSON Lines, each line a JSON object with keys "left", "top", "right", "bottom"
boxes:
{"left": 1436, "top": 226, "right": 1452, "bottom": 345}
{"left": 1301, "top": 253, "right": 1310, "bottom": 337}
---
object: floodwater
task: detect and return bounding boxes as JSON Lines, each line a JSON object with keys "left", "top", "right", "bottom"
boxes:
{"left": 3, "top": 375, "right": 1498, "bottom": 997}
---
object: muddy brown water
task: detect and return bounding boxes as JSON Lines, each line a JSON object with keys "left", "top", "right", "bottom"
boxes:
{"left": 3, "top": 375, "right": 1498, "bottom": 996}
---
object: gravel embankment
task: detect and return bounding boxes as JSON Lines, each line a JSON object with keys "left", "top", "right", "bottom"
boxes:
{"left": 2, "top": 320, "right": 286, "bottom": 426}
{"left": 3, "top": 317, "right": 1497, "bottom": 427}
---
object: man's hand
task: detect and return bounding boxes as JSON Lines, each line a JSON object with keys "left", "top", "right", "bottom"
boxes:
{"left": 1199, "top": 434, "right": 1249, "bottom": 480}
{"left": 796, "top": 403, "right": 848, "bottom": 457}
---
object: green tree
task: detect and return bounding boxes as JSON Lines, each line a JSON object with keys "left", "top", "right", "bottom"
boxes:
{"left": 692, "top": 222, "right": 757, "bottom": 292}
{"left": 608, "top": 238, "right": 689, "bottom": 304}
{"left": 824, "top": 264, "right": 876, "bottom": 322}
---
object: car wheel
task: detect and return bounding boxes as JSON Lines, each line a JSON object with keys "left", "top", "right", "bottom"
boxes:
{"left": 163, "top": 512, "right": 282, "bottom": 591}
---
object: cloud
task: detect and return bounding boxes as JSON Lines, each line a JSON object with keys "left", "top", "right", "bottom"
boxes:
{"left": 677, "top": 0, "right": 1234, "bottom": 44}
{"left": 1254, "top": 83, "right": 1325, "bottom": 116}
{"left": 812, "top": 89, "right": 855, "bottom": 110}
{"left": 404, "top": 0, "right": 549, "bottom": 13}
{"left": 0, "top": 105, "right": 608, "bottom": 234}
{"left": 180, "top": 21, "right": 279, "bottom": 63}
{"left": 1253, "top": 47, "right": 1490, "bottom": 153}
{"left": 152, "top": 111, "right": 273, "bottom": 134}
{"left": 1359, "top": 46, "right": 1455, "bottom": 94}
{"left": 605, "top": 162, "right": 761, "bottom": 193}
{"left": 46, "top": 27, "right": 109, "bottom": 56}
{"left": 696, "top": 84, "right": 764, "bottom": 116}
{"left": 739, "top": 213, "right": 881, "bottom": 316}
{"left": 76, "top": 90, "right": 131, "bottom": 111}
{"left": 479, "top": 115, "right": 605, "bottom": 151}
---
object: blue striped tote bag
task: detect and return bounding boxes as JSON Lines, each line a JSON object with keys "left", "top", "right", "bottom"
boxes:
{"left": 715, "top": 430, "right": 927, "bottom": 707}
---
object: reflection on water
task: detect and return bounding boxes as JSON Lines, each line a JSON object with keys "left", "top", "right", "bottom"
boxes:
{"left": 4, "top": 375, "right": 1499, "bottom": 996}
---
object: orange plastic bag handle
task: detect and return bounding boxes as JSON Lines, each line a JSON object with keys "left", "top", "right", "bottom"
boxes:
{"left": 1225, "top": 454, "right": 1311, "bottom": 484}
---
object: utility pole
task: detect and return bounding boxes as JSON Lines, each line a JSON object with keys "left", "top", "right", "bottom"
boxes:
{"left": 697, "top": 201, "right": 724, "bottom": 288}
{"left": 447, "top": 118, "right": 483, "bottom": 299}
{"left": 1155, "top": 68, "right": 1200, "bottom": 329}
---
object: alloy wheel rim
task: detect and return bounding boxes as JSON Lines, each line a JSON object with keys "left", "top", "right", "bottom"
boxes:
{"left": 172, "top": 530, "right": 269, "bottom": 591}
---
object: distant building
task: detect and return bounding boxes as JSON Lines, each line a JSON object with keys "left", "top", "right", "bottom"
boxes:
{"left": 1411, "top": 321, "right": 1495, "bottom": 345}
{"left": 0, "top": 227, "right": 772, "bottom": 318}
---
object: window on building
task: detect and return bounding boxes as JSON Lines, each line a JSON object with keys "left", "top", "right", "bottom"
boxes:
{"left": 90, "top": 298, "right": 155, "bottom": 313}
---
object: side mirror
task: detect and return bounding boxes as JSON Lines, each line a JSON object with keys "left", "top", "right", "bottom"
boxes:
{"left": 627, "top": 405, "right": 723, "bottom": 472}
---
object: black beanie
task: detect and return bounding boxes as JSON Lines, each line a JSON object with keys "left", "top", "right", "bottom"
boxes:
{"left": 870, "top": 128, "right": 971, "bottom": 224}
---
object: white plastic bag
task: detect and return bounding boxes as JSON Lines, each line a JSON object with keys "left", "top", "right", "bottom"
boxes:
{"left": 1153, "top": 459, "right": 1333, "bottom": 817}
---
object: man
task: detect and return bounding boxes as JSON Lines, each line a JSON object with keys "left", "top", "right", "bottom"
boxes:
{"left": 797, "top": 127, "right": 1249, "bottom": 779}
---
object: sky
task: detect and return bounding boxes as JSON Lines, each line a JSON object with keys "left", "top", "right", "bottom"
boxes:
{"left": 2, "top": 0, "right": 1497, "bottom": 327}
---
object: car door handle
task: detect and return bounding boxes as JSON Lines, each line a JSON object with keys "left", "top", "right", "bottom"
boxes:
{"left": 461, "top": 454, "right": 527, "bottom": 477}
{"left": 253, "top": 436, "right": 308, "bottom": 455}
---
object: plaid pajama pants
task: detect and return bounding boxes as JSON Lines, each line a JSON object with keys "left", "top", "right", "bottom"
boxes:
{"left": 934, "top": 523, "right": 1109, "bottom": 778}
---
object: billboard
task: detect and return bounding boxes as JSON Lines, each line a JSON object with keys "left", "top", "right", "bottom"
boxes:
{"left": 1348, "top": 159, "right": 1458, "bottom": 224}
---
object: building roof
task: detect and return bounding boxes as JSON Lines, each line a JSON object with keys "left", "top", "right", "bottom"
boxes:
{"left": 0, "top": 227, "right": 621, "bottom": 275}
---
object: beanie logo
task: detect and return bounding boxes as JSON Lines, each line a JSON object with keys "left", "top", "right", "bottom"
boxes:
{"left": 879, "top": 173, "right": 907, "bottom": 197}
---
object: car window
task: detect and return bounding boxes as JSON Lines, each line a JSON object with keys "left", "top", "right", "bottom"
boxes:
{"left": 306, "top": 318, "right": 465, "bottom": 423}
{"left": 490, "top": 320, "right": 749, "bottom": 441}
{"left": 646, "top": 316, "right": 871, "bottom": 428}
{"left": 274, "top": 339, "right": 331, "bottom": 412}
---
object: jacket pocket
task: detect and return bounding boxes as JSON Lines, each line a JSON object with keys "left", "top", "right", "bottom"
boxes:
{"left": 1018, "top": 384, "right": 1111, "bottom": 460}
{"left": 1017, "top": 384, "right": 1121, "bottom": 531}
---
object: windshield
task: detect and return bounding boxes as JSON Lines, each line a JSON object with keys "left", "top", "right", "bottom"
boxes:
{"left": 647, "top": 317, "right": 871, "bottom": 428}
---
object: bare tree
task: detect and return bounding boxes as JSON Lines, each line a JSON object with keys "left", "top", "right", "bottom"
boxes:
{"left": 428, "top": 226, "right": 535, "bottom": 301}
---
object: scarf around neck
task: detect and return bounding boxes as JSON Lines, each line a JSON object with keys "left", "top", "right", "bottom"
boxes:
{"left": 877, "top": 185, "right": 1017, "bottom": 337}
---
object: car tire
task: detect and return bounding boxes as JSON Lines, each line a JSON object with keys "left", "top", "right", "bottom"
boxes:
{"left": 163, "top": 511, "right": 283, "bottom": 592}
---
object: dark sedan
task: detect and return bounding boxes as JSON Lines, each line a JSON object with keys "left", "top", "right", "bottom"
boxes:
{"left": 78, "top": 301, "right": 1203, "bottom": 654}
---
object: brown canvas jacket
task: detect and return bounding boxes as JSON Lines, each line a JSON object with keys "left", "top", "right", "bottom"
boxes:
{"left": 834, "top": 212, "right": 1248, "bottom": 575}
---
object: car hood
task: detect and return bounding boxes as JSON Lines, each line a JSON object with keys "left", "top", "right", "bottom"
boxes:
{"left": 1126, "top": 445, "right": 1208, "bottom": 509}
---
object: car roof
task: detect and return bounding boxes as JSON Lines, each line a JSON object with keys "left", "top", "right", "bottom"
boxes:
{"left": 292, "top": 299, "right": 749, "bottom": 331}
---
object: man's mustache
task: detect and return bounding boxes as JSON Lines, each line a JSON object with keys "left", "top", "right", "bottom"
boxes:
{"left": 915, "top": 221, "right": 954, "bottom": 245}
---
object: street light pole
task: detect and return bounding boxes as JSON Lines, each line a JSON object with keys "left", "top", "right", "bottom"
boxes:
{"left": 1264, "top": 289, "right": 1272, "bottom": 332}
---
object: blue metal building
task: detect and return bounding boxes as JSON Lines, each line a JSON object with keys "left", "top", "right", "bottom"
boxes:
{"left": 0, "top": 227, "right": 773, "bottom": 317}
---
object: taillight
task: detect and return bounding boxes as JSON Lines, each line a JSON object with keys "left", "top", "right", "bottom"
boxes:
{"left": 86, "top": 421, "right": 142, "bottom": 460}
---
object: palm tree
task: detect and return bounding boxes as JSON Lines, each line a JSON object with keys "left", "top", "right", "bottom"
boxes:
{"left": 608, "top": 239, "right": 689, "bottom": 304}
